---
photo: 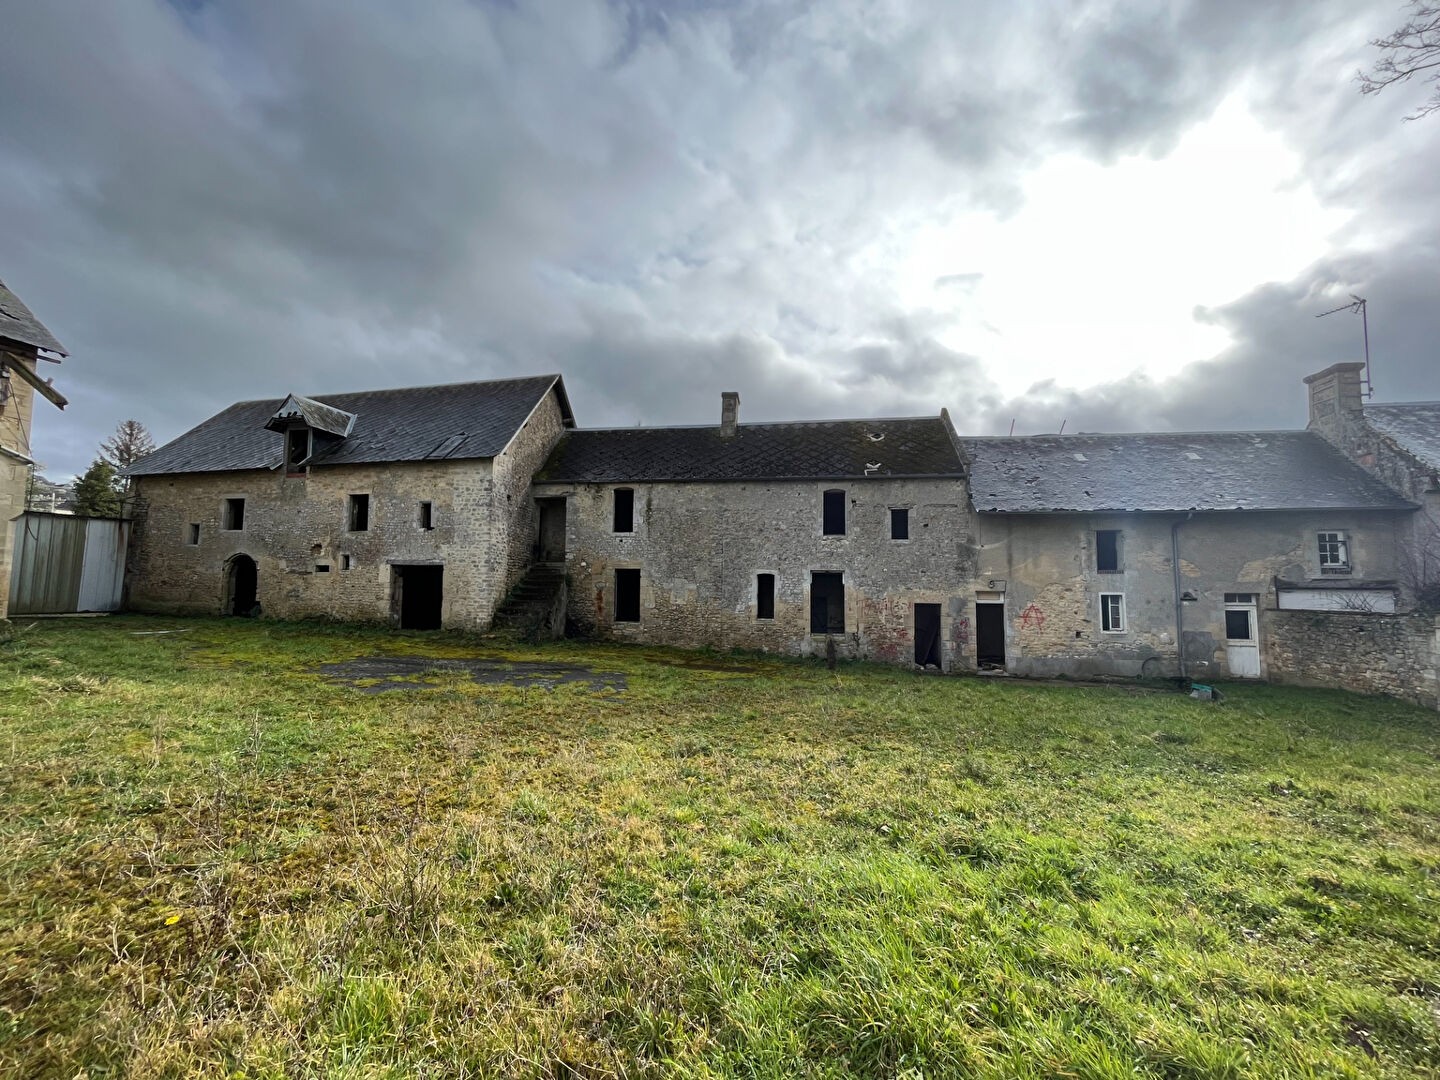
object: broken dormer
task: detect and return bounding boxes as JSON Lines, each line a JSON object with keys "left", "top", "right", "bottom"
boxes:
{"left": 264, "top": 394, "right": 357, "bottom": 475}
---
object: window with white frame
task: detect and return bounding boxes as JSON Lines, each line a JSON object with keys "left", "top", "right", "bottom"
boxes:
{"left": 1318, "top": 531, "right": 1351, "bottom": 575}
{"left": 1099, "top": 592, "right": 1126, "bottom": 633}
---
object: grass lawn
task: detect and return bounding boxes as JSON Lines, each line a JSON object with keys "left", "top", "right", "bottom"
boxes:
{"left": 3, "top": 616, "right": 1439, "bottom": 1079}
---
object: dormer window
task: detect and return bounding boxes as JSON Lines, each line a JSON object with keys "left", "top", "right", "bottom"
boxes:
{"left": 285, "top": 428, "right": 311, "bottom": 475}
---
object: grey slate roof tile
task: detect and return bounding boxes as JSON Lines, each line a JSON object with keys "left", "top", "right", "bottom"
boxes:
{"left": 128, "top": 375, "right": 565, "bottom": 477}
{"left": 0, "top": 279, "right": 66, "bottom": 356}
{"left": 962, "top": 431, "right": 1413, "bottom": 513}
{"left": 536, "top": 417, "right": 963, "bottom": 483}
{"left": 1363, "top": 403, "right": 1440, "bottom": 473}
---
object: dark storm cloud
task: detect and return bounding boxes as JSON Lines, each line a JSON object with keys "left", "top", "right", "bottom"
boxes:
{"left": 0, "top": 0, "right": 1433, "bottom": 479}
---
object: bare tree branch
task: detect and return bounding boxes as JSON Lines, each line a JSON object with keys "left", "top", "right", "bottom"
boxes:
{"left": 1358, "top": 3, "right": 1440, "bottom": 119}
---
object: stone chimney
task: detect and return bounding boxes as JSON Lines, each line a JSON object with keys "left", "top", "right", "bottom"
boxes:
{"left": 719, "top": 391, "right": 740, "bottom": 438}
{"left": 1304, "top": 362, "right": 1365, "bottom": 445}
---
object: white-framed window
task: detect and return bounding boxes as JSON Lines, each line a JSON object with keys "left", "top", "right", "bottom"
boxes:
{"left": 1099, "top": 592, "right": 1126, "bottom": 633}
{"left": 1318, "top": 531, "right": 1351, "bottom": 574}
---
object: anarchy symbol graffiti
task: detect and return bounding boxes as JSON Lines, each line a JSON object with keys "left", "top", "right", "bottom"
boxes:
{"left": 1018, "top": 603, "right": 1046, "bottom": 631}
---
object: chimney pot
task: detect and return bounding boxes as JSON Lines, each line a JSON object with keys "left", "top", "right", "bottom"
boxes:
{"left": 720, "top": 391, "right": 740, "bottom": 437}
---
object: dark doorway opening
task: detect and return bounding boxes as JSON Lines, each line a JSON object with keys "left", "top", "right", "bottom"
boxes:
{"left": 756, "top": 573, "right": 775, "bottom": 620}
{"left": 393, "top": 565, "right": 444, "bottom": 630}
{"left": 810, "top": 572, "right": 845, "bottom": 633}
{"left": 975, "top": 601, "right": 1005, "bottom": 668}
{"left": 225, "top": 554, "right": 258, "bottom": 617}
{"left": 914, "top": 603, "right": 942, "bottom": 667}
{"left": 614, "top": 568, "right": 641, "bottom": 623}
{"left": 536, "top": 498, "right": 567, "bottom": 563}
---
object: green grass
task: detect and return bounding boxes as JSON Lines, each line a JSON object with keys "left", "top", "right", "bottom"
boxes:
{"left": 2, "top": 615, "right": 1439, "bottom": 1078}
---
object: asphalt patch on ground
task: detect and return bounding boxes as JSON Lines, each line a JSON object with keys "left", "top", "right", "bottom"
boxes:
{"left": 317, "top": 655, "right": 626, "bottom": 693}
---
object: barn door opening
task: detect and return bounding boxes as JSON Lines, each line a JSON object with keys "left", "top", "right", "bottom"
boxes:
{"left": 536, "top": 498, "right": 566, "bottom": 563}
{"left": 225, "top": 554, "right": 258, "bottom": 617}
{"left": 914, "top": 603, "right": 942, "bottom": 668}
{"left": 393, "top": 565, "right": 444, "bottom": 630}
{"left": 975, "top": 599, "right": 1005, "bottom": 669}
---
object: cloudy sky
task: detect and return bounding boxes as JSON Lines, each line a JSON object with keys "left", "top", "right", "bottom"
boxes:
{"left": 2, "top": 0, "right": 1436, "bottom": 480}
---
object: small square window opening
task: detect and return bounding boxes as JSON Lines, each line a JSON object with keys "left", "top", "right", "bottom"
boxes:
{"left": 1318, "top": 531, "right": 1350, "bottom": 574}
{"left": 890, "top": 507, "right": 909, "bottom": 541}
{"left": 341, "top": 554, "right": 353, "bottom": 571}
{"left": 315, "top": 564, "right": 330, "bottom": 573}
{"left": 186, "top": 523, "right": 201, "bottom": 545}
{"left": 1100, "top": 593, "right": 1126, "bottom": 633}
{"left": 348, "top": 494, "right": 370, "bottom": 532}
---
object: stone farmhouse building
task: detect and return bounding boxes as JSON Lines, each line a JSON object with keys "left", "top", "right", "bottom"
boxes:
{"left": 124, "top": 365, "right": 1439, "bottom": 705}
{"left": 0, "top": 280, "right": 67, "bottom": 621}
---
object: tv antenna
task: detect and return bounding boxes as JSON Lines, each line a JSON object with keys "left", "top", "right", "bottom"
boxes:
{"left": 1316, "top": 295, "right": 1373, "bottom": 399}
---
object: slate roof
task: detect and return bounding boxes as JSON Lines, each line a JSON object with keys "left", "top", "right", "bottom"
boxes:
{"left": 962, "top": 431, "right": 1414, "bottom": 513}
{"left": 128, "top": 375, "right": 570, "bottom": 477}
{"left": 536, "top": 416, "right": 963, "bottom": 483}
{"left": 0, "top": 279, "right": 66, "bottom": 356}
{"left": 1363, "top": 403, "right": 1440, "bottom": 473}
{"left": 265, "top": 394, "right": 357, "bottom": 438}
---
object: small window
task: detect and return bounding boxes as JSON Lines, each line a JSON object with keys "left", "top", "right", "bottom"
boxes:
{"left": 1224, "top": 608, "right": 1253, "bottom": 641}
{"left": 1100, "top": 593, "right": 1125, "bottom": 633}
{"left": 286, "top": 428, "right": 310, "bottom": 473}
{"left": 223, "top": 498, "right": 245, "bottom": 531}
{"left": 341, "top": 554, "right": 353, "bottom": 571}
{"left": 315, "top": 564, "right": 330, "bottom": 573}
{"left": 822, "top": 489, "right": 846, "bottom": 536}
{"left": 1223, "top": 592, "right": 1257, "bottom": 605}
{"left": 1318, "top": 531, "right": 1350, "bottom": 574}
{"left": 810, "top": 572, "right": 845, "bottom": 633}
{"left": 756, "top": 573, "right": 775, "bottom": 620}
{"left": 186, "top": 523, "right": 200, "bottom": 546}
{"left": 419, "top": 501, "right": 434, "bottom": 530}
{"left": 613, "top": 488, "right": 634, "bottom": 533}
{"left": 348, "top": 494, "right": 370, "bottom": 532}
{"left": 1096, "top": 530, "right": 1121, "bottom": 573}
{"left": 615, "top": 568, "right": 641, "bottom": 622}
{"left": 890, "top": 508, "right": 909, "bottom": 541}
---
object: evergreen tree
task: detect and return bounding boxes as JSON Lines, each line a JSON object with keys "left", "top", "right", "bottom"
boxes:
{"left": 100, "top": 419, "right": 156, "bottom": 470}
{"left": 72, "top": 459, "right": 123, "bottom": 518}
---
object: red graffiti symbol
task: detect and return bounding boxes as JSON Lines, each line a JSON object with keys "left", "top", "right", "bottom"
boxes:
{"left": 1019, "top": 603, "right": 1046, "bottom": 631}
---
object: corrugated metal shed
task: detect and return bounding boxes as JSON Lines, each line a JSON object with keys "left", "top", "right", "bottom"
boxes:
{"left": 9, "top": 513, "right": 129, "bottom": 614}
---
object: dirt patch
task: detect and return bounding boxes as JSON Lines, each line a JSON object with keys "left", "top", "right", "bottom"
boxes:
{"left": 317, "top": 655, "right": 626, "bottom": 693}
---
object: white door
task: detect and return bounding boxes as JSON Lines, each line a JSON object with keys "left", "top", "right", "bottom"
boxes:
{"left": 1223, "top": 593, "right": 1260, "bottom": 678}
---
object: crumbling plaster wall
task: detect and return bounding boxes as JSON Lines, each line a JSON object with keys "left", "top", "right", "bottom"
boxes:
{"left": 0, "top": 347, "right": 38, "bottom": 621}
{"left": 128, "top": 458, "right": 504, "bottom": 627}
{"left": 973, "top": 510, "right": 1405, "bottom": 680}
{"left": 534, "top": 477, "right": 977, "bottom": 668}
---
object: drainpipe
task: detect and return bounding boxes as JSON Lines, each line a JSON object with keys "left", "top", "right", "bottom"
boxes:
{"left": 1171, "top": 512, "right": 1193, "bottom": 680}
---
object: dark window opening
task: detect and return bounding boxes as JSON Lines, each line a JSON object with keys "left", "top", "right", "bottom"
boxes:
{"left": 822, "top": 490, "right": 846, "bottom": 536}
{"left": 615, "top": 568, "right": 641, "bottom": 622}
{"left": 890, "top": 507, "right": 910, "bottom": 540}
{"left": 1225, "top": 609, "right": 1253, "bottom": 641}
{"left": 315, "top": 564, "right": 330, "bottom": 573}
{"left": 1096, "top": 530, "right": 1121, "bottom": 573}
{"left": 419, "top": 501, "right": 433, "bottom": 530}
{"left": 341, "top": 554, "right": 353, "bottom": 571}
{"left": 348, "top": 494, "right": 370, "bottom": 532}
{"left": 757, "top": 573, "right": 775, "bottom": 620}
{"left": 613, "top": 488, "right": 635, "bottom": 533}
{"left": 810, "top": 572, "right": 845, "bottom": 633}
{"left": 186, "top": 523, "right": 200, "bottom": 545}
{"left": 286, "top": 428, "right": 310, "bottom": 473}
{"left": 393, "top": 564, "right": 443, "bottom": 630}
{"left": 223, "top": 498, "right": 245, "bottom": 531}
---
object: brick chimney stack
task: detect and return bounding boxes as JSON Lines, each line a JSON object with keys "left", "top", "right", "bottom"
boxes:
{"left": 720, "top": 391, "right": 740, "bottom": 438}
{"left": 1304, "top": 362, "right": 1365, "bottom": 446}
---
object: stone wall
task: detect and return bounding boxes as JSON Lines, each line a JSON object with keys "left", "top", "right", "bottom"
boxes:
{"left": 533, "top": 476, "right": 977, "bottom": 669}
{"left": 1265, "top": 609, "right": 1439, "bottom": 709}
{"left": 490, "top": 390, "right": 569, "bottom": 600}
{"left": 0, "top": 347, "right": 39, "bottom": 620}
{"left": 973, "top": 509, "right": 1406, "bottom": 680}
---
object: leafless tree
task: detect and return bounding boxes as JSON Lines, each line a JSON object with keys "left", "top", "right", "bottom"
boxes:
{"left": 1399, "top": 506, "right": 1440, "bottom": 609}
{"left": 100, "top": 419, "right": 156, "bottom": 470}
{"left": 1359, "top": 3, "right": 1440, "bottom": 119}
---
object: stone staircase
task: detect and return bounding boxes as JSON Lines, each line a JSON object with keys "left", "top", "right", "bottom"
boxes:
{"left": 492, "top": 563, "right": 568, "bottom": 640}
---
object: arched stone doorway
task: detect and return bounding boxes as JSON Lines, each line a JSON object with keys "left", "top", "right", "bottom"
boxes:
{"left": 224, "top": 554, "right": 259, "bottom": 617}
